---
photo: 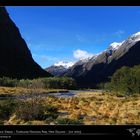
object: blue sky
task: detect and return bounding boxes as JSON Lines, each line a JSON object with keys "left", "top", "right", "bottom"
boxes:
{"left": 6, "top": 6, "right": 140, "bottom": 68}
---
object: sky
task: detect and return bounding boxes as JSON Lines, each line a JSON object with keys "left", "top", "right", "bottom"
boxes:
{"left": 6, "top": 6, "right": 140, "bottom": 68}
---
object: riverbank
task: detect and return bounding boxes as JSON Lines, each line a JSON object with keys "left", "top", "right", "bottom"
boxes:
{"left": 0, "top": 87, "right": 104, "bottom": 100}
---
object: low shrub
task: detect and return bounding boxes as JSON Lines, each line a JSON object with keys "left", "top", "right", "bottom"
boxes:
{"left": 17, "top": 79, "right": 32, "bottom": 88}
{"left": 15, "top": 98, "right": 58, "bottom": 121}
{"left": 0, "top": 99, "right": 18, "bottom": 119}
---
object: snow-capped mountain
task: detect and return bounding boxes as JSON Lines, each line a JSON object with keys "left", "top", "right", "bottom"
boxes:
{"left": 110, "top": 32, "right": 140, "bottom": 50}
{"left": 45, "top": 61, "right": 75, "bottom": 76}
{"left": 63, "top": 32, "right": 140, "bottom": 88}
{"left": 45, "top": 65, "right": 67, "bottom": 76}
{"left": 128, "top": 32, "right": 140, "bottom": 42}
{"left": 54, "top": 61, "right": 75, "bottom": 69}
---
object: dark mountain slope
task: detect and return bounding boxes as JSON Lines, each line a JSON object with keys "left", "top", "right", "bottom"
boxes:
{"left": 0, "top": 7, "right": 51, "bottom": 79}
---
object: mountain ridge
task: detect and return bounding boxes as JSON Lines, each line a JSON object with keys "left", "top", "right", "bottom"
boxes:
{"left": 63, "top": 32, "right": 140, "bottom": 87}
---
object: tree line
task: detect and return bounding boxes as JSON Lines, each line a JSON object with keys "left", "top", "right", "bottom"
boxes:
{"left": 0, "top": 77, "right": 77, "bottom": 90}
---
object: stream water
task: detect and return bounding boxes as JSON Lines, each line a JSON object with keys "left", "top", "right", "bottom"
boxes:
{"left": 0, "top": 90, "right": 102, "bottom": 100}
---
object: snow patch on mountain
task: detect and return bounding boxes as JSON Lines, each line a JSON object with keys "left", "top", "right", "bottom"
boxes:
{"left": 129, "top": 32, "right": 140, "bottom": 42}
{"left": 109, "top": 42, "right": 124, "bottom": 51}
{"left": 119, "top": 32, "right": 140, "bottom": 49}
{"left": 54, "top": 61, "right": 75, "bottom": 69}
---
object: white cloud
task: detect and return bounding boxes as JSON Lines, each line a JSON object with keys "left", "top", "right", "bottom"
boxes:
{"left": 73, "top": 49, "right": 93, "bottom": 60}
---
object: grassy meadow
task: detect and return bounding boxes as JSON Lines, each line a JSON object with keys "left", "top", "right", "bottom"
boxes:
{"left": 0, "top": 87, "right": 140, "bottom": 125}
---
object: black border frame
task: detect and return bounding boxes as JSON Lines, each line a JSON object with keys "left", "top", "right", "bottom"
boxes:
{"left": 0, "top": 125, "right": 140, "bottom": 137}
{"left": 0, "top": 0, "right": 140, "bottom": 6}
{"left": 0, "top": 0, "right": 140, "bottom": 138}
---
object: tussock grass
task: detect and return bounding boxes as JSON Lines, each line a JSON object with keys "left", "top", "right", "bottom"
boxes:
{"left": 1, "top": 91, "right": 140, "bottom": 125}
{"left": 41, "top": 92, "right": 140, "bottom": 125}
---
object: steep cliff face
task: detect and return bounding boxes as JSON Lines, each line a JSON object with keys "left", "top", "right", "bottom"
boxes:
{"left": 0, "top": 7, "right": 51, "bottom": 79}
{"left": 64, "top": 32, "right": 140, "bottom": 88}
